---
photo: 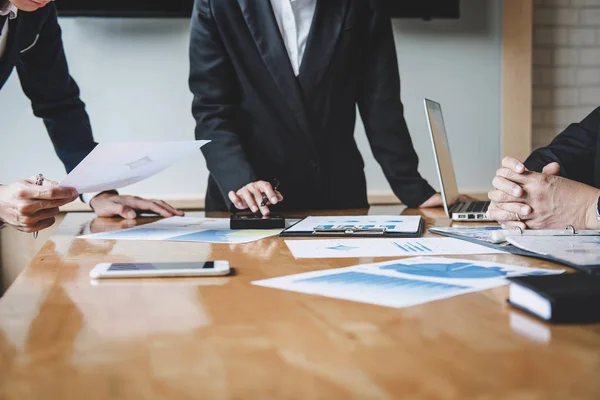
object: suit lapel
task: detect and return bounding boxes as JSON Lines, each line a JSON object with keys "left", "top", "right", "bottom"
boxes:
{"left": 0, "top": 17, "right": 21, "bottom": 88}
{"left": 298, "top": 0, "right": 349, "bottom": 99}
{"left": 236, "top": 0, "right": 312, "bottom": 140}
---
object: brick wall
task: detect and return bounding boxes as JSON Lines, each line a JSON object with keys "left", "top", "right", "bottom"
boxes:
{"left": 532, "top": 0, "right": 600, "bottom": 150}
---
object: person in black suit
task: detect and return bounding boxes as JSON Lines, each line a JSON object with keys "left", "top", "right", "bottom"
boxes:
{"left": 189, "top": 0, "right": 445, "bottom": 215}
{"left": 0, "top": 0, "right": 183, "bottom": 233}
{"left": 487, "top": 106, "right": 600, "bottom": 230}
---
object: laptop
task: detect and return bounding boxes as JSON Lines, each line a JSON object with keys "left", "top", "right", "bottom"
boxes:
{"left": 423, "top": 98, "right": 490, "bottom": 221}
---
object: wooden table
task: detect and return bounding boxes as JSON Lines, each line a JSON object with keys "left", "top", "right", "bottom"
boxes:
{"left": 1, "top": 206, "right": 599, "bottom": 400}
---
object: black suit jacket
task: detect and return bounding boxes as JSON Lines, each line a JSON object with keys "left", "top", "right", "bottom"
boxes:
{"left": 0, "top": 4, "right": 96, "bottom": 175}
{"left": 189, "top": 0, "right": 435, "bottom": 211}
{"left": 525, "top": 106, "right": 600, "bottom": 188}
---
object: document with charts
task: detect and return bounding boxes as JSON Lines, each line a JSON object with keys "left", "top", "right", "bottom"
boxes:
{"left": 284, "top": 237, "right": 503, "bottom": 259}
{"left": 507, "top": 236, "right": 600, "bottom": 267}
{"left": 253, "top": 257, "right": 562, "bottom": 308}
{"left": 60, "top": 140, "right": 209, "bottom": 193}
{"left": 281, "top": 215, "right": 422, "bottom": 237}
{"left": 80, "top": 217, "right": 281, "bottom": 244}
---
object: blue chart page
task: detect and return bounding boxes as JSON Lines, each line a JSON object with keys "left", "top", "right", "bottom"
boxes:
{"left": 253, "top": 257, "right": 563, "bottom": 308}
{"left": 285, "top": 216, "right": 422, "bottom": 234}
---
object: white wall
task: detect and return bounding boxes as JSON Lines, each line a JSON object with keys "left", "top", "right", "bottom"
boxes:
{"left": 0, "top": 0, "right": 501, "bottom": 202}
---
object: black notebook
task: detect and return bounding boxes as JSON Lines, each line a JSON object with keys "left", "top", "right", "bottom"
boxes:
{"left": 507, "top": 274, "right": 600, "bottom": 324}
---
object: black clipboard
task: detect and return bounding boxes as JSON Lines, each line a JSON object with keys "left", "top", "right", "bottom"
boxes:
{"left": 429, "top": 227, "right": 600, "bottom": 275}
{"left": 280, "top": 217, "right": 424, "bottom": 238}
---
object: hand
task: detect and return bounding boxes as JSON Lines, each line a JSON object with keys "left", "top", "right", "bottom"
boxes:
{"left": 90, "top": 193, "right": 184, "bottom": 219}
{"left": 488, "top": 156, "right": 561, "bottom": 229}
{"left": 488, "top": 158, "right": 599, "bottom": 229}
{"left": 228, "top": 181, "right": 283, "bottom": 216}
{"left": 89, "top": 217, "right": 140, "bottom": 234}
{"left": 0, "top": 178, "right": 78, "bottom": 232}
{"left": 418, "top": 192, "right": 474, "bottom": 208}
{"left": 227, "top": 238, "right": 280, "bottom": 260}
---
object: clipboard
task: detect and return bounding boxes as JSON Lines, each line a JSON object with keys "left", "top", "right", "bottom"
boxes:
{"left": 280, "top": 215, "right": 424, "bottom": 238}
{"left": 429, "top": 226, "right": 600, "bottom": 275}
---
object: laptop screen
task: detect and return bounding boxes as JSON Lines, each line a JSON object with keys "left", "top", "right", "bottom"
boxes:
{"left": 423, "top": 99, "right": 460, "bottom": 215}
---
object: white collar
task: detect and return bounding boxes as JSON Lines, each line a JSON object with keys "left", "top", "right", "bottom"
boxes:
{"left": 0, "top": 2, "right": 18, "bottom": 20}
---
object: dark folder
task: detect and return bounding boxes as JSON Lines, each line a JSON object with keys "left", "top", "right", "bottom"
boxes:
{"left": 507, "top": 274, "right": 600, "bottom": 324}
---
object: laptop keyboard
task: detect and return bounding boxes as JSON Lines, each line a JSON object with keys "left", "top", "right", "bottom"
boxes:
{"left": 467, "top": 201, "right": 490, "bottom": 212}
{"left": 455, "top": 201, "right": 490, "bottom": 213}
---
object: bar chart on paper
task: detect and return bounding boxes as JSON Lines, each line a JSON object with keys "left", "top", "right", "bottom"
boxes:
{"left": 292, "top": 271, "right": 470, "bottom": 306}
{"left": 392, "top": 241, "right": 434, "bottom": 254}
{"left": 284, "top": 237, "right": 503, "bottom": 259}
{"left": 253, "top": 257, "right": 562, "bottom": 308}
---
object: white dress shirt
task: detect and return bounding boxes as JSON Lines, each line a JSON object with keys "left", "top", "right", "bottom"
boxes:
{"left": 0, "top": 1, "right": 18, "bottom": 59}
{"left": 269, "top": 0, "right": 317, "bottom": 76}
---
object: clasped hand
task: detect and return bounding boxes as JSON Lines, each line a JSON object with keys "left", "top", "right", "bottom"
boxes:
{"left": 487, "top": 157, "right": 600, "bottom": 230}
{"left": 0, "top": 178, "right": 78, "bottom": 232}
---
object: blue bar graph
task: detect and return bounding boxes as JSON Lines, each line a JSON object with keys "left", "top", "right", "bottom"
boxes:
{"left": 393, "top": 241, "right": 433, "bottom": 253}
{"left": 293, "top": 271, "right": 469, "bottom": 294}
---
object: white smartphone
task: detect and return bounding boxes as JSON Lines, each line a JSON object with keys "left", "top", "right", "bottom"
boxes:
{"left": 89, "top": 261, "right": 230, "bottom": 279}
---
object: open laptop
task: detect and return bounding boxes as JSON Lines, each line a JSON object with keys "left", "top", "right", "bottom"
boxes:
{"left": 423, "top": 98, "right": 490, "bottom": 221}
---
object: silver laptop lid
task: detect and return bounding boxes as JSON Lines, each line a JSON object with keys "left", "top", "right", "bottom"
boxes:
{"left": 423, "top": 99, "right": 460, "bottom": 217}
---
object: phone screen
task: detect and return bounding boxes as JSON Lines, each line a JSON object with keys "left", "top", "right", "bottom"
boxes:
{"left": 107, "top": 262, "right": 215, "bottom": 271}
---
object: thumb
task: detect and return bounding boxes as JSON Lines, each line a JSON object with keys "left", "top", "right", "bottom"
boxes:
{"left": 542, "top": 162, "right": 560, "bottom": 176}
{"left": 119, "top": 205, "right": 137, "bottom": 220}
{"left": 98, "top": 200, "right": 137, "bottom": 219}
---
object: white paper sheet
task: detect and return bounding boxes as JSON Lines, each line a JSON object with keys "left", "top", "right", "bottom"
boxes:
{"left": 80, "top": 217, "right": 281, "bottom": 244}
{"left": 507, "top": 235, "right": 600, "bottom": 266}
{"left": 60, "top": 140, "right": 209, "bottom": 193}
{"left": 253, "top": 257, "right": 562, "bottom": 308}
{"left": 284, "top": 215, "right": 421, "bottom": 234}
{"left": 284, "top": 237, "right": 504, "bottom": 259}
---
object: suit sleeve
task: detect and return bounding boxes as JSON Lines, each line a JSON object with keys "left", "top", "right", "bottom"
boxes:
{"left": 356, "top": 4, "right": 436, "bottom": 208}
{"left": 189, "top": 0, "right": 257, "bottom": 207}
{"left": 16, "top": 5, "right": 97, "bottom": 174}
{"left": 524, "top": 107, "right": 599, "bottom": 185}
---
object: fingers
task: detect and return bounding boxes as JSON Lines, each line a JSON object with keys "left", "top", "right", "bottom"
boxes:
{"left": 246, "top": 185, "right": 270, "bottom": 216}
{"left": 122, "top": 197, "right": 177, "bottom": 218}
{"left": 501, "top": 156, "right": 526, "bottom": 173}
{"left": 492, "top": 175, "right": 524, "bottom": 198}
{"left": 14, "top": 217, "right": 56, "bottom": 233}
{"left": 18, "top": 197, "right": 78, "bottom": 215}
{"left": 275, "top": 191, "right": 284, "bottom": 202}
{"left": 10, "top": 206, "right": 60, "bottom": 230}
{"left": 542, "top": 162, "right": 561, "bottom": 176}
{"left": 18, "top": 181, "right": 78, "bottom": 201}
{"left": 486, "top": 202, "right": 527, "bottom": 223}
{"left": 238, "top": 189, "right": 259, "bottom": 213}
{"left": 499, "top": 220, "right": 527, "bottom": 230}
{"left": 153, "top": 199, "right": 184, "bottom": 217}
{"left": 493, "top": 201, "right": 532, "bottom": 217}
{"left": 488, "top": 189, "right": 524, "bottom": 204}
{"left": 228, "top": 191, "right": 247, "bottom": 210}
{"left": 257, "top": 182, "right": 280, "bottom": 205}
{"left": 231, "top": 182, "right": 284, "bottom": 215}
{"left": 100, "top": 200, "right": 137, "bottom": 219}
